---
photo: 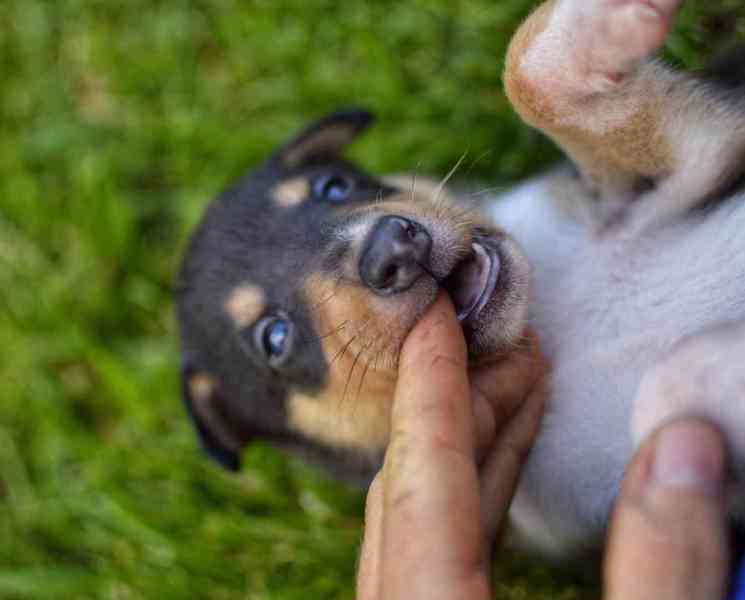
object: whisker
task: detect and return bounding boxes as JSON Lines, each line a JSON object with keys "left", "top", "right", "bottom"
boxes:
{"left": 432, "top": 151, "right": 469, "bottom": 210}
{"left": 316, "top": 320, "right": 349, "bottom": 341}
{"left": 469, "top": 185, "right": 506, "bottom": 196}
{"left": 309, "top": 275, "right": 344, "bottom": 313}
{"left": 329, "top": 332, "right": 359, "bottom": 368}
{"left": 410, "top": 163, "right": 422, "bottom": 203}
{"left": 350, "top": 334, "right": 380, "bottom": 406}
{"left": 340, "top": 328, "right": 378, "bottom": 416}
{"left": 464, "top": 149, "right": 494, "bottom": 177}
{"left": 330, "top": 315, "right": 375, "bottom": 372}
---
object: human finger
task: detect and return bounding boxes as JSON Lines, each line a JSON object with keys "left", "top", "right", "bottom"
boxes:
{"left": 357, "top": 474, "right": 384, "bottom": 600}
{"left": 605, "top": 419, "right": 729, "bottom": 600}
{"left": 479, "top": 379, "right": 547, "bottom": 545}
{"left": 380, "top": 293, "right": 489, "bottom": 600}
{"left": 470, "top": 329, "right": 548, "bottom": 432}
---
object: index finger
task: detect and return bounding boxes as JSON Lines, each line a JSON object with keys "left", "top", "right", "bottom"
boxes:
{"left": 392, "top": 292, "right": 472, "bottom": 461}
{"left": 380, "top": 293, "right": 488, "bottom": 600}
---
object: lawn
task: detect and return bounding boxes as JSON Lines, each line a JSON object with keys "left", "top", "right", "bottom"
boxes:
{"left": 1, "top": 1, "right": 744, "bottom": 598}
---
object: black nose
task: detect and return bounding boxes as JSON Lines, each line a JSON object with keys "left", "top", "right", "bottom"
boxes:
{"left": 359, "top": 216, "right": 432, "bottom": 293}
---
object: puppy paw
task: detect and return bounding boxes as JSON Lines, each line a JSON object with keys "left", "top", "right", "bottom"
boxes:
{"left": 519, "top": 0, "right": 682, "bottom": 97}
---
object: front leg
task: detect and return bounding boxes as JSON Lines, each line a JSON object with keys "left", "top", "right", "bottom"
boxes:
{"left": 504, "top": 0, "right": 745, "bottom": 234}
{"left": 632, "top": 321, "right": 745, "bottom": 490}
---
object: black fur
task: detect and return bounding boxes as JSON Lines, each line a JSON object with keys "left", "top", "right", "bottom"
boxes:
{"left": 176, "top": 109, "right": 393, "bottom": 482}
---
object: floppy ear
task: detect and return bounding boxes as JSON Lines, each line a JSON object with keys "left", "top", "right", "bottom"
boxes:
{"left": 270, "top": 108, "right": 375, "bottom": 169}
{"left": 181, "top": 361, "right": 242, "bottom": 471}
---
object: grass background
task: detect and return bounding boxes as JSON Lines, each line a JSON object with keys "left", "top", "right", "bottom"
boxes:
{"left": 1, "top": 1, "right": 744, "bottom": 598}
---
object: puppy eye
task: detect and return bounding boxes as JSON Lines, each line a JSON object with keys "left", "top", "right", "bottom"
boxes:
{"left": 312, "top": 174, "right": 353, "bottom": 203}
{"left": 254, "top": 316, "right": 294, "bottom": 367}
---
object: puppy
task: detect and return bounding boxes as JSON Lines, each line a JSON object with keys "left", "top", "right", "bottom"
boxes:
{"left": 176, "top": 110, "right": 531, "bottom": 484}
{"left": 177, "top": 0, "right": 745, "bottom": 556}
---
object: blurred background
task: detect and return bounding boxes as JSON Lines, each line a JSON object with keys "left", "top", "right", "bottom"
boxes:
{"left": 1, "top": 1, "right": 744, "bottom": 598}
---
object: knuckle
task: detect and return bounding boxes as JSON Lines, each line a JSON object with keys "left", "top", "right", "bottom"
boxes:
{"left": 429, "top": 352, "right": 467, "bottom": 372}
{"left": 386, "top": 484, "right": 419, "bottom": 515}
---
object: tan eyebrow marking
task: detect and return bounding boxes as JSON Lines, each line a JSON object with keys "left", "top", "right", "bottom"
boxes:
{"left": 273, "top": 177, "right": 310, "bottom": 208}
{"left": 224, "top": 284, "right": 266, "bottom": 328}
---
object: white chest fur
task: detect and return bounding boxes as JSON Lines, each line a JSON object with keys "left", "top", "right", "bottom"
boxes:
{"left": 486, "top": 169, "right": 745, "bottom": 555}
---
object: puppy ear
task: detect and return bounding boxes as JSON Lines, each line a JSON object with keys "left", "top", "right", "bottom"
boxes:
{"left": 271, "top": 108, "right": 374, "bottom": 169}
{"left": 181, "top": 362, "right": 242, "bottom": 471}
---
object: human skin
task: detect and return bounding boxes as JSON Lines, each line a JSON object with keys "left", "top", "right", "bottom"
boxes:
{"left": 356, "top": 294, "right": 729, "bottom": 600}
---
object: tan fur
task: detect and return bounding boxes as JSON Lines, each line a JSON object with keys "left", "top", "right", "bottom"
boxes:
{"left": 224, "top": 284, "right": 265, "bottom": 328}
{"left": 273, "top": 177, "right": 310, "bottom": 207}
{"left": 189, "top": 374, "right": 242, "bottom": 452}
{"left": 287, "top": 385, "right": 392, "bottom": 451}
{"left": 283, "top": 124, "right": 357, "bottom": 168}
{"left": 504, "top": 1, "right": 674, "bottom": 200}
{"left": 304, "top": 273, "right": 409, "bottom": 372}
{"left": 287, "top": 274, "right": 400, "bottom": 450}
{"left": 503, "top": 1, "right": 557, "bottom": 125}
{"left": 556, "top": 90, "right": 671, "bottom": 178}
{"left": 382, "top": 174, "right": 457, "bottom": 205}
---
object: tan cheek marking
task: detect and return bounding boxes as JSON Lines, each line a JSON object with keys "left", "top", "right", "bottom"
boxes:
{"left": 273, "top": 178, "right": 310, "bottom": 208}
{"left": 189, "top": 374, "right": 242, "bottom": 452}
{"left": 224, "top": 284, "right": 266, "bottom": 328}
{"left": 303, "top": 273, "right": 420, "bottom": 372}
{"left": 290, "top": 274, "right": 403, "bottom": 450}
{"left": 287, "top": 389, "right": 393, "bottom": 451}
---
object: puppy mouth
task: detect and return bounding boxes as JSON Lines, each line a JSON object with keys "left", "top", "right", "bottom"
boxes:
{"left": 441, "top": 233, "right": 502, "bottom": 328}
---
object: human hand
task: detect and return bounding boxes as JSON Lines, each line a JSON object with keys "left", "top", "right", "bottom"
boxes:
{"left": 605, "top": 418, "right": 729, "bottom": 600}
{"left": 356, "top": 293, "right": 548, "bottom": 600}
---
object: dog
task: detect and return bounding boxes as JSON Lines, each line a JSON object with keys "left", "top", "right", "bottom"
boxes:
{"left": 176, "top": 0, "right": 745, "bottom": 556}
{"left": 175, "top": 109, "right": 532, "bottom": 485}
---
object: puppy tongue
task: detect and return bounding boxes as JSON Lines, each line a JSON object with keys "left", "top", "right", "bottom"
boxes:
{"left": 443, "top": 243, "right": 492, "bottom": 321}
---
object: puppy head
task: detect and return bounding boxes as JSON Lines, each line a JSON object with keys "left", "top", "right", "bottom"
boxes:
{"left": 176, "top": 109, "right": 531, "bottom": 479}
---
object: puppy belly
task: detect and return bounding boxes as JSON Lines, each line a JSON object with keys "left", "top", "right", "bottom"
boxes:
{"left": 486, "top": 173, "right": 745, "bottom": 555}
{"left": 508, "top": 338, "right": 652, "bottom": 556}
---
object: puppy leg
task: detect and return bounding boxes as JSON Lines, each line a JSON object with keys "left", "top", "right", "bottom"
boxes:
{"left": 504, "top": 0, "right": 745, "bottom": 233}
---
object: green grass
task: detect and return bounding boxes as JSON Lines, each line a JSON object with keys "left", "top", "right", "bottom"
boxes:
{"left": 1, "top": 1, "right": 744, "bottom": 598}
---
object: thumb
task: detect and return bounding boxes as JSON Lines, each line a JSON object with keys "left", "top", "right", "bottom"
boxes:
{"left": 605, "top": 419, "right": 729, "bottom": 600}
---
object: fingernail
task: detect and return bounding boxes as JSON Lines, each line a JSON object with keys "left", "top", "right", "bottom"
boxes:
{"left": 651, "top": 421, "right": 725, "bottom": 496}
